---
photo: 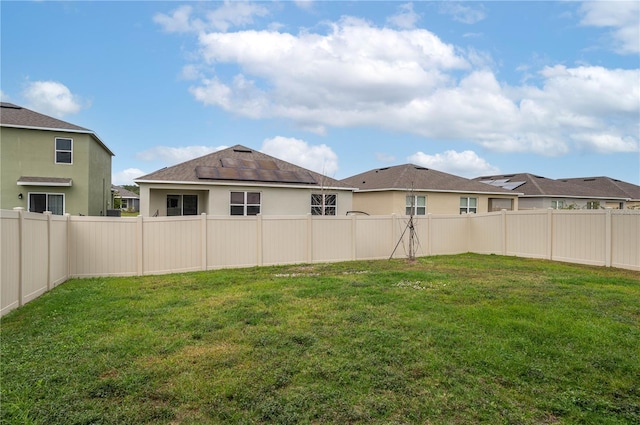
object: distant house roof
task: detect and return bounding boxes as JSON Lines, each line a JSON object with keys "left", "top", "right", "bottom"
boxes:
{"left": 0, "top": 102, "right": 114, "bottom": 156}
{"left": 136, "top": 145, "right": 353, "bottom": 190}
{"left": 341, "top": 164, "right": 517, "bottom": 195}
{"left": 557, "top": 176, "right": 640, "bottom": 201}
{"left": 111, "top": 185, "right": 139, "bottom": 199}
{"left": 474, "top": 173, "right": 628, "bottom": 200}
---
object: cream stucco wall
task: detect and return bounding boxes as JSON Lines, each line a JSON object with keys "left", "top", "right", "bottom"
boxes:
{"left": 138, "top": 182, "right": 353, "bottom": 217}
{"left": 352, "top": 190, "right": 518, "bottom": 215}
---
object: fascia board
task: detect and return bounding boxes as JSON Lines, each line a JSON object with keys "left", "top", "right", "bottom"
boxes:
{"left": 134, "top": 179, "right": 356, "bottom": 191}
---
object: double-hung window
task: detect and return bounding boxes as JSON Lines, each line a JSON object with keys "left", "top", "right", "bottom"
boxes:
{"left": 167, "top": 194, "right": 198, "bottom": 216}
{"left": 406, "top": 195, "right": 426, "bottom": 215}
{"left": 55, "top": 138, "right": 73, "bottom": 164}
{"left": 551, "top": 200, "right": 564, "bottom": 209}
{"left": 29, "top": 193, "right": 64, "bottom": 215}
{"left": 230, "top": 191, "right": 261, "bottom": 215}
{"left": 460, "top": 197, "right": 477, "bottom": 214}
{"left": 311, "top": 193, "right": 337, "bottom": 216}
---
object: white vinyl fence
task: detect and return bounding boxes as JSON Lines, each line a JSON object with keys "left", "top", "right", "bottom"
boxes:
{"left": 2, "top": 208, "right": 639, "bottom": 316}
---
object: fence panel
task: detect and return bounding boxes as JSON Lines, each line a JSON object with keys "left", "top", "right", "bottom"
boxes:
{"left": 552, "top": 211, "right": 607, "bottom": 266}
{"left": 70, "top": 216, "right": 139, "bottom": 277}
{"left": 143, "top": 216, "right": 203, "bottom": 275}
{"left": 207, "top": 216, "right": 258, "bottom": 269}
{"left": 611, "top": 211, "right": 640, "bottom": 271}
{"left": 262, "top": 216, "right": 308, "bottom": 266}
{"left": 311, "top": 216, "right": 354, "bottom": 263}
{"left": 430, "top": 215, "right": 468, "bottom": 255}
{"left": 505, "top": 210, "right": 550, "bottom": 259}
{"left": 50, "top": 214, "right": 69, "bottom": 287}
{"left": 1, "top": 210, "right": 20, "bottom": 315}
{"left": 469, "top": 212, "right": 503, "bottom": 255}
{"left": 356, "top": 215, "right": 395, "bottom": 260}
{"left": 21, "top": 212, "right": 49, "bottom": 303}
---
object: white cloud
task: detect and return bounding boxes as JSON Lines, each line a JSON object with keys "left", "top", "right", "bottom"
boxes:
{"left": 136, "top": 145, "right": 226, "bottom": 165}
{"left": 260, "top": 136, "right": 338, "bottom": 176}
{"left": 407, "top": 150, "right": 499, "bottom": 178}
{"left": 0, "top": 90, "right": 9, "bottom": 101}
{"left": 375, "top": 152, "right": 396, "bottom": 163}
{"left": 113, "top": 168, "right": 147, "bottom": 186}
{"left": 580, "top": 1, "right": 640, "bottom": 54}
{"left": 154, "top": 1, "right": 268, "bottom": 33}
{"left": 162, "top": 12, "right": 639, "bottom": 157}
{"left": 439, "top": 2, "right": 486, "bottom": 25}
{"left": 387, "top": 3, "right": 420, "bottom": 29}
{"left": 294, "top": 0, "right": 314, "bottom": 11}
{"left": 21, "top": 81, "right": 86, "bottom": 118}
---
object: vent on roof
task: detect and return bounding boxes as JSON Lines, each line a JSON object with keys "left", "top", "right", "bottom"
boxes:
{"left": 378, "top": 167, "right": 389, "bottom": 171}
{"left": 233, "top": 148, "right": 253, "bottom": 153}
{"left": 584, "top": 178, "right": 596, "bottom": 182}
{"left": 414, "top": 166, "right": 428, "bottom": 170}
{"left": 0, "top": 103, "right": 22, "bottom": 109}
{"left": 503, "top": 175, "right": 515, "bottom": 178}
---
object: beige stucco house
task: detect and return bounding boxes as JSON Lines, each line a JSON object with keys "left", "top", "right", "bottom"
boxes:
{"left": 558, "top": 176, "right": 640, "bottom": 210}
{"left": 0, "top": 102, "right": 114, "bottom": 216}
{"left": 341, "top": 164, "right": 519, "bottom": 216}
{"left": 135, "top": 145, "right": 355, "bottom": 217}
{"left": 475, "top": 173, "right": 631, "bottom": 210}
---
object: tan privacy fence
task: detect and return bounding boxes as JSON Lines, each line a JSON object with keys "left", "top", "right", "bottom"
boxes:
{"left": 2, "top": 208, "right": 639, "bottom": 316}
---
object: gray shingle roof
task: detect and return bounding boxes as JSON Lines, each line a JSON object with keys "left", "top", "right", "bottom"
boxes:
{"left": 341, "top": 164, "right": 516, "bottom": 194}
{"left": 111, "top": 185, "right": 139, "bottom": 199}
{"left": 558, "top": 176, "right": 640, "bottom": 201}
{"left": 136, "top": 145, "right": 352, "bottom": 189}
{"left": 474, "top": 173, "right": 628, "bottom": 199}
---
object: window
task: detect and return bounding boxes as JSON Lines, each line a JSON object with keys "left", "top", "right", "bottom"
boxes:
{"left": 311, "top": 193, "right": 337, "bottom": 216}
{"left": 29, "top": 193, "right": 64, "bottom": 215}
{"left": 406, "top": 195, "right": 426, "bottom": 215}
{"left": 230, "top": 191, "right": 261, "bottom": 215}
{"left": 55, "top": 138, "right": 72, "bottom": 164}
{"left": 586, "top": 201, "right": 600, "bottom": 210}
{"left": 460, "top": 197, "right": 477, "bottom": 214}
{"left": 551, "top": 200, "right": 564, "bottom": 209}
{"left": 167, "top": 194, "right": 198, "bottom": 216}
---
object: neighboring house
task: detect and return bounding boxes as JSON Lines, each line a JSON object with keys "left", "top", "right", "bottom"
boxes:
{"left": 558, "top": 176, "right": 640, "bottom": 210}
{"left": 341, "top": 164, "right": 520, "bottom": 216}
{"left": 474, "top": 173, "right": 629, "bottom": 210}
{"left": 111, "top": 185, "right": 140, "bottom": 212}
{"left": 134, "top": 145, "right": 355, "bottom": 217}
{"left": 0, "top": 102, "right": 114, "bottom": 216}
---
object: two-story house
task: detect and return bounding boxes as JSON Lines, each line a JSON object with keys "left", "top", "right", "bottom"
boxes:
{"left": 0, "top": 102, "right": 114, "bottom": 215}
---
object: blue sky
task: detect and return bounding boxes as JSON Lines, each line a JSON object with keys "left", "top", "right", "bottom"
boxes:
{"left": 2, "top": 1, "right": 639, "bottom": 185}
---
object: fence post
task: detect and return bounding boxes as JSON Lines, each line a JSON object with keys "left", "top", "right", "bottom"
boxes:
{"left": 201, "top": 213, "right": 207, "bottom": 271}
{"left": 13, "top": 208, "right": 24, "bottom": 307}
{"left": 307, "top": 213, "right": 313, "bottom": 263}
{"left": 391, "top": 214, "right": 397, "bottom": 258}
{"left": 256, "top": 214, "right": 263, "bottom": 266}
{"left": 351, "top": 213, "right": 357, "bottom": 260}
{"left": 427, "top": 213, "right": 432, "bottom": 256}
{"left": 501, "top": 209, "right": 507, "bottom": 256}
{"left": 65, "top": 213, "right": 71, "bottom": 281}
{"left": 44, "top": 211, "right": 52, "bottom": 291}
{"left": 136, "top": 215, "right": 144, "bottom": 276}
{"left": 547, "top": 208, "right": 553, "bottom": 260}
{"left": 605, "top": 209, "right": 612, "bottom": 267}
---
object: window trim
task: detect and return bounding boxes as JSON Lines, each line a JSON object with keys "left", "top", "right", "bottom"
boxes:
{"left": 230, "top": 191, "right": 262, "bottom": 216}
{"left": 55, "top": 137, "right": 73, "bottom": 165}
{"left": 405, "top": 195, "right": 426, "bottom": 216}
{"left": 459, "top": 197, "right": 478, "bottom": 214}
{"left": 28, "top": 192, "right": 65, "bottom": 215}
{"left": 311, "top": 193, "right": 337, "bottom": 216}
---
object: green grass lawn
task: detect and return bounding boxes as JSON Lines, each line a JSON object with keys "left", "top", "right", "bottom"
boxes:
{"left": 1, "top": 254, "right": 638, "bottom": 424}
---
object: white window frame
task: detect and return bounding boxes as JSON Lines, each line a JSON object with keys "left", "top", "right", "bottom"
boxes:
{"left": 311, "top": 193, "right": 337, "bottom": 216}
{"left": 460, "top": 197, "right": 477, "bottom": 214}
{"left": 406, "top": 195, "right": 426, "bottom": 216}
{"left": 55, "top": 137, "right": 73, "bottom": 164}
{"left": 28, "top": 192, "right": 65, "bottom": 215}
{"left": 230, "top": 191, "right": 261, "bottom": 216}
{"left": 551, "top": 200, "right": 564, "bottom": 209}
{"left": 167, "top": 194, "right": 198, "bottom": 216}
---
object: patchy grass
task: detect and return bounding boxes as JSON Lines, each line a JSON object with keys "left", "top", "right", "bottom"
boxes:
{"left": 1, "top": 254, "right": 638, "bottom": 424}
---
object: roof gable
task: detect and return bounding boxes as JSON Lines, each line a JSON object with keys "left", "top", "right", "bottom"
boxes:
{"left": 342, "top": 164, "right": 515, "bottom": 194}
{"left": 136, "top": 145, "right": 351, "bottom": 189}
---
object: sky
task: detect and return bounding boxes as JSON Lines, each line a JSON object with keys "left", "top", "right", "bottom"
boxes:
{"left": 1, "top": 1, "right": 639, "bottom": 186}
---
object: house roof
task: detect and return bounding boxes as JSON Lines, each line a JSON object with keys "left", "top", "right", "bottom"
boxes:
{"left": 0, "top": 102, "right": 114, "bottom": 156}
{"left": 341, "top": 164, "right": 517, "bottom": 195}
{"left": 474, "top": 173, "right": 628, "bottom": 200}
{"left": 557, "top": 176, "right": 640, "bottom": 201}
{"left": 111, "top": 185, "right": 139, "bottom": 199}
{"left": 136, "top": 145, "right": 353, "bottom": 189}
